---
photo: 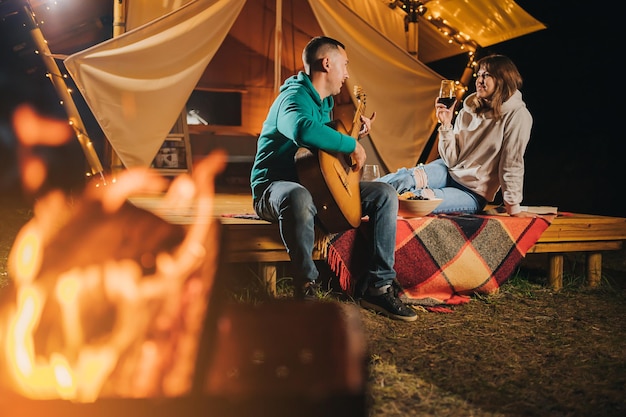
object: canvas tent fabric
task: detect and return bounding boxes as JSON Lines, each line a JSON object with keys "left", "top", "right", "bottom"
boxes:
{"left": 310, "top": 0, "right": 443, "bottom": 172}
{"left": 422, "top": 0, "right": 547, "bottom": 54}
{"left": 63, "top": 0, "right": 545, "bottom": 172}
{"left": 412, "top": 0, "right": 548, "bottom": 63}
{"left": 64, "top": 0, "right": 246, "bottom": 168}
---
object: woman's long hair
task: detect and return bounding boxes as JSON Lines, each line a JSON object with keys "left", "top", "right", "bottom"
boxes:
{"left": 470, "top": 54, "right": 523, "bottom": 120}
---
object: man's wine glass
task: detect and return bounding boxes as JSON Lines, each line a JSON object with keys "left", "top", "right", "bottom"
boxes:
{"left": 361, "top": 164, "right": 381, "bottom": 181}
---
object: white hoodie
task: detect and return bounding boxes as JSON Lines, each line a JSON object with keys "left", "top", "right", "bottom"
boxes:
{"left": 438, "top": 90, "right": 533, "bottom": 215}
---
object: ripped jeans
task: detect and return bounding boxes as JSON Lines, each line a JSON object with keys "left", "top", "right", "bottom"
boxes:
{"left": 377, "top": 159, "right": 487, "bottom": 214}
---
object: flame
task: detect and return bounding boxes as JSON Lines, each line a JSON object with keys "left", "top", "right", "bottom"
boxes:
{"left": 12, "top": 287, "right": 39, "bottom": 377}
{"left": 5, "top": 239, "right": 141, "bottom": 402}
{"left": 1, "top": 151, "right": 227, "bottom": 401}
{"left": 10, "top": 224, "right": 42, "bottom": 286}
{"left": 6, "top": 284, "right": 79, "bottom": 399}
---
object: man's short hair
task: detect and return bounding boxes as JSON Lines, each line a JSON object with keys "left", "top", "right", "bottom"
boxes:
{"left": 302, "top": 36, "right": 345, "bottom": 70}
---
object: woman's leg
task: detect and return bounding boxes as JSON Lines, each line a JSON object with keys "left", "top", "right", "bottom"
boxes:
{"left": 420, "top": 159, "right": 449, "bottom": 188}
{"left": 429, "top": 185, "right": 486, "bottom": 214}
{"left": 377, "top": 159, "right": 449, "bottom": 194}
{"left": 377, "top": 167, "right": 416, "bottom": 195}
{"left": 422, "top": 160, "right": 487, "bottom": 213}
{"left": 379, "top": 159, "right": 486, "bottom": 214}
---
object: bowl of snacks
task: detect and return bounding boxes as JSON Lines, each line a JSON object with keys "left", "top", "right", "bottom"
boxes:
{"left": 398, "top": 192, "right": 442, "bottom": 218}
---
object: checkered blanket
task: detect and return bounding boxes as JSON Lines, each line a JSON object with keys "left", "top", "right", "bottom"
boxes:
{"left": 326, "top": 214, "right": 551, "bottom": 306}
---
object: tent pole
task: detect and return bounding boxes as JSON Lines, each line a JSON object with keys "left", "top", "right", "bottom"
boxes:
{"left": 107, "top": 0, "right": 127, "bottom": 178}
{"left": 273, "top": 0, "right": 282, "bottom": 96}
{"left": 419, "top": 51, "right": 477, "bottom": 164}
{"left": 24, "top": 3, "right": 106, "bottom": 185}
{"left": 456, "top": 51, "right": 476, "bottom": 103}
{"left": 113, "top": 0, "right": 127, "bottom": 38}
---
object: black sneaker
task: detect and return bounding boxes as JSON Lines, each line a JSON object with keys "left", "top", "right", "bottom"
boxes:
{"left": 294, "top": 280, "right": 321, "bottom": 301}
{"left": 360, "top": 286, "right": 417, "bottom": 322}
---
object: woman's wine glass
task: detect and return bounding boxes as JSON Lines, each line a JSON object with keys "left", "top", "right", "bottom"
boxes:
{"left": 437, "top": 80, "right": 456, "bottom": 109}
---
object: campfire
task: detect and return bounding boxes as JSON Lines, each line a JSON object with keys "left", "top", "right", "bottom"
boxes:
{"left": 0, "top": 152, "right": 226, "bottom": 402}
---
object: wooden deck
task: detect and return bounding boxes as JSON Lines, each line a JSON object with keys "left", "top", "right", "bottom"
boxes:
{"left": 130, "top": 193, "right": 626, "bottom": 292}
{"left": 526, "top": 213, "right": 626, "bottom": 289}
{"left": 130, "top": 193, "right": 328, "bottom": 295}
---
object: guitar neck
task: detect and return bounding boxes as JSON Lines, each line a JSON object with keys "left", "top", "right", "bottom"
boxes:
{"left": 348, "top": 90, "right": 366, "bottom": 139}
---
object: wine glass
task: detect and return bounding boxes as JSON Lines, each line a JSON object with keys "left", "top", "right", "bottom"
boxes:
{"left": 437, "top": 80, "right": 456, "bottom": 109}
{"left": 361, "top": 164, "right": 381, "bottom": 181}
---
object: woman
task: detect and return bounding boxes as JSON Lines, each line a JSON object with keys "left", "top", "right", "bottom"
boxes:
{"left": 379, "top": 54, "right": 536, "bottom": 217}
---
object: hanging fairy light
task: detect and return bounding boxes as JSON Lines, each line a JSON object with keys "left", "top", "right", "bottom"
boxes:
{"left": 388, "top": 1, "right": 480, "bottom": 54}
{"left": 23, "top": 0, "right": 107, "bottom": 185}
{"left": 397, "top": 0, "right": 427, "bottom": 23}
{"left": 425, "top": 15, "right": 479, "bottom": 51}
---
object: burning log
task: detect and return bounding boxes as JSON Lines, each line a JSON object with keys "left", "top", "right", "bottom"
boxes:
{"left": 0, "top": 151, "right": 227, "bottom": 402}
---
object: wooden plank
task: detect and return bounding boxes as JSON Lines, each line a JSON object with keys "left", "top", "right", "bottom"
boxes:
{"left": 258, "top": 263, "right": 277, "bottom": 296}
{"left": 587, "top": 252, "right": 602, "bottom": 287}
{"left": 224, "top": 250, "right": 325, "bottom": 263}
{"left": 548, "top": 254, "right": 564, "bottom": 291}
{"left": 132, "top": 194, "right": 626, "bottom": 257}
{"left": 528, "top": 240, "right": 623, "bottom": 253}
{"left": 537, "top": 214, "right": 626, "bottom": 242}
{"left": 130, "top": 193, "right": 626, "bottom": 293}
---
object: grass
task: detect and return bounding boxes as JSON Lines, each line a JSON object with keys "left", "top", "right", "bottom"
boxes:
{"left": 2, "top": 201, "right": 626, "bottom": 416}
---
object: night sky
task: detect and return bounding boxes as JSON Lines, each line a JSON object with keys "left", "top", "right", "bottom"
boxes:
{"left": 430, "top": 1, "right": 624, "bottom": 217}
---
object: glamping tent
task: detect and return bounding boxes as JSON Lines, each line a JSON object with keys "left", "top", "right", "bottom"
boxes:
{"left": 16, "top": 0, "right": 547, "bottom": 180}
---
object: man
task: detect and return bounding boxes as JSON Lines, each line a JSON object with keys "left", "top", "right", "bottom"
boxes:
{"left": 250, "top": 36, "right": 417, "bottom": 322}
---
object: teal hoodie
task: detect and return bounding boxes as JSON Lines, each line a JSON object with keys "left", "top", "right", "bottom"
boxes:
{"left": 250, "top": 71, "right": 357, "bottom": 201}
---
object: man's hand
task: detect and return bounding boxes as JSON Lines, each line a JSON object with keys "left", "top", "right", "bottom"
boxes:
{"left": 350, "top": 141, "right": 367, "bottom": 171}
{"left": 358, "top": 111, "right": 377, "bottom": 138}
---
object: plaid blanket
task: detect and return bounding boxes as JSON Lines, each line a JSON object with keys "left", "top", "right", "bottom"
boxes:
{"left": 326, "top": 214, "right": 551, "bottom": 306}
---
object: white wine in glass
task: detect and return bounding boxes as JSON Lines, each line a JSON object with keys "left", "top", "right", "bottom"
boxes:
{"left": 437, "top": 80, "right": 456, "bottom": 108}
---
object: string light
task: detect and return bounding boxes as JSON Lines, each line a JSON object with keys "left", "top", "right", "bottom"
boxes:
{"left": 25, "top": 0, "right": 108, "bottom": 186}
{"left": 46, "top": 72, "right": 68, "bottom": 79}
{"left": 388, "top": 1, "right": 479, "bottom": 55}
{"left": 425, "top": 15, "right": 479, "bottom": 52}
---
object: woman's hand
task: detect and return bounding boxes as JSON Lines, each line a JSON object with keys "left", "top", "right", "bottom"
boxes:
{"left": 511, "top": 211, "right": 542, "bottom": 219}
{"left": 435, "top": 98, "right": 453, "bottom": 127}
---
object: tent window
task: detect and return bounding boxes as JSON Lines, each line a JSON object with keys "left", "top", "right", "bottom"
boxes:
{"left": 186, "top": 90, "right": 242, "bottom": 126}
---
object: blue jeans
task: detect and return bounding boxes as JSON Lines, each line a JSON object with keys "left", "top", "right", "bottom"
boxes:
{"left": 254, "top": 180, "right": 398, "bottom": 292}
{"left": 378, "top": 159, "right": 487, "bottom": 214}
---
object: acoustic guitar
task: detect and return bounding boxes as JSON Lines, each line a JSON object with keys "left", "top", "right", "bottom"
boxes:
{"left": 295, "top": 86, "right": 366, "bottom": 233}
